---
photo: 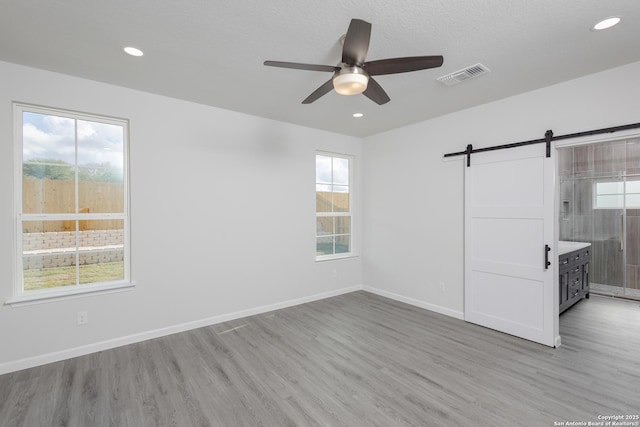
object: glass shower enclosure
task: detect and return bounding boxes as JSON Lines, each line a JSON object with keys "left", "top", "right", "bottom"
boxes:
{"left": 558, "top": 138, "right": 640, "bottom": 300}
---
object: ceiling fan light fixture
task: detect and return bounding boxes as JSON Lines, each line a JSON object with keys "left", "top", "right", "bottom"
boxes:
{"left": 333, "top": 67, "right": 369, "bottom": 95}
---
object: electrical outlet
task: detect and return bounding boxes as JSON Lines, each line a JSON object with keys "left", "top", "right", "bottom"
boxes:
{"left": 77, "top": 311, "right": 88, "bottom": 326}
{"left": 439, "top": 281, "right": 445, "bottom": 293}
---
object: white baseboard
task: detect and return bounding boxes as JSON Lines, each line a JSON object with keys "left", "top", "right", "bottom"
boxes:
{"left": 0, "top": 285, "right": 361, "bottom": 375}
{"left": 0, "top": 285, "right": 465, "bottom": 375}
{"left": 362, "top": 286, "right": 464, "bottom": 320}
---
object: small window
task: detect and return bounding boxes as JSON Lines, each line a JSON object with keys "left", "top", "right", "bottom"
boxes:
{"left": 594, "top": 180, "right": 640, "bottom": 209}
{"left": 14, "top": 104, "right": 130, "bottom": 298}
{"left": 316, "top": 153, "right": 352, "bottom": 259}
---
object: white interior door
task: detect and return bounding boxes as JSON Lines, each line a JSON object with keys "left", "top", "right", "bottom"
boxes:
{"left": 464, "top": 144, "right": 557, "bottom": 347}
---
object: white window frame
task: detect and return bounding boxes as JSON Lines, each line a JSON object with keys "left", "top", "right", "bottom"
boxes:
{"left": 7, "top": 103, "right": 133, "bottom": 306}
{"left": 315, "top": 151, "right": 354, "bottom": 261}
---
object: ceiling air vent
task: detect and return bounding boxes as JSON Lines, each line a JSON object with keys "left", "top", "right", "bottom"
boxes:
{"left": 436, "top": 63, "right": 490, "bottom": 86}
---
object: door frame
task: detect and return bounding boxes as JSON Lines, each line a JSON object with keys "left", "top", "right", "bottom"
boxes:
{"left": 554, "top": 127, "right": 640, "bottom": 312}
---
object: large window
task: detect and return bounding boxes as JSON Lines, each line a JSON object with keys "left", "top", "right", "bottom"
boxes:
{"left": 316, "top": 153, "right": 352, "bottom": 259}
{"left": 14, "top": 104, "right": 130, "bottom": 300}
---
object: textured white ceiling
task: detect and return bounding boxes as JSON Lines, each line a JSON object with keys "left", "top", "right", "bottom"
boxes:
{"left": 1, "top": 0, "right": 639, "bottom": 137}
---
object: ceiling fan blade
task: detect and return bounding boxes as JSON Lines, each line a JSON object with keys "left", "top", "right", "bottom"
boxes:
{"left": 264, "top": 60, "right": 339, "bottom": 73}
{"left": 302, "top": 79, "right": 335, "bottom": 104}
{"left": 365, "top": 56, "right": 444, "bottom": 76}
{"left": 342, "top": 19, "right": 371, "bottom": 66}
{"left": 363, "top": 77, "right": 390, "bottom": 105}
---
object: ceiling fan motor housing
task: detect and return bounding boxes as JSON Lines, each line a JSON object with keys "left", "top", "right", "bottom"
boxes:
{"left": 264, "top": 18, "right": 443, "bottom": 105}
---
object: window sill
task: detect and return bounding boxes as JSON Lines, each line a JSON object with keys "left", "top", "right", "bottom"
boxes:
{"left": 5, "top": 281, "right": 136, "bottom": 307}
{"left": 315, "top": 254, "right": 359, "bottom": 262}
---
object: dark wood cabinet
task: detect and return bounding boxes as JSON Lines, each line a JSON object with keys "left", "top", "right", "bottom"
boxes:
{"left": 559, "top": 245, "right": 590, "bottom": 314}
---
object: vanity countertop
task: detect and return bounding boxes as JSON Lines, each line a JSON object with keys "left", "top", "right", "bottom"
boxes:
{"left": 558, "top": 241, "right": 591, "bottom": 255}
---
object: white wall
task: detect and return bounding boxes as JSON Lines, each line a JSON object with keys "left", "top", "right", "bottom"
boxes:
{"left": 3, "top": 58, "right": 640, "bottom": 373}
{"left": 362, "top": 61, "right": 640, "bottom": 318}
{"left": 0, "top": 61, "right": 363, "bottom": 372}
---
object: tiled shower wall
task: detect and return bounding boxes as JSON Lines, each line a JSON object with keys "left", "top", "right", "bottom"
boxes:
{"left": 558, "top": 138, "right": 640, "bottom": 290}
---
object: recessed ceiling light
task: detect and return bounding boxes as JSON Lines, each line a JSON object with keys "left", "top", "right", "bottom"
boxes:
{"left": 352, "top": 113, "right": 364, "bottom": 118}
{"left": 123, "top": 46, "right": 144, "bottom": 57}
{"left": 592, "top": 16, "right": 621, "bottom": 31}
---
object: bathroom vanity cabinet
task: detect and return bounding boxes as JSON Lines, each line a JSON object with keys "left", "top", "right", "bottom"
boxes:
{"left": 558, "top": 241, "right": 591, "bottom": 314}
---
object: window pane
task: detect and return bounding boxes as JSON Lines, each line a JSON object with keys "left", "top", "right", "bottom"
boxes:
{"left": 626, "top": 180, "right": 640, "bottom": 193}
{"left": 596, "top": 195, "right": 624, "bottom": 208}
{"left": 77, "top": 120, "right": 124, "bottom": 169}
{"left": 596, "top": 182, "right": 623, "bottom": 195}
{"left": 77, "top": 220, "right": 124, "bottom": 248}
{"left": 22, "top": 112, "right": 75, "bottom": 165}
{"left": 76, "top": 120, "right": 124, "bottom": 214}
{"left": 335, "top": 215, "right": 351, "bottom": 235}
{"left": 626, "top": 194, "right": 640, "bottom": 209}
{"left": 78, "top": 169, "right": 124, "bottom": 214}
{"left": 333, "top": 186, "right": 349, "bottom": 212}
{"left": 316, "top": 217, "right": 334, "bottom": 236}
{"left": 335, "top": 235, "right": 350, "bottom": 254}
{"left": 23, "top": 255, "right": 77, "bottom": 291}
{"left": 316, "top": 155, "right": 332, "bottom": 184}
{"left": 316, "top": 236, "right": 334, "bottom": 256}
{"left": 316, "top": 184, "right": 332, "bottom": 213}
{"left": 79, "top": 250, "right": 124, "bottom": 284}
{"left": 22, "top": 166, "right": 76, "bottom": 214}
{"left": 22, "top": 220, "right": 78, "bottom": 291}
{"left": 22, "top": 111, "right": 77, "bottom": 214}
{"left": 332, "top": 157, "right": 349, "bottom": 185}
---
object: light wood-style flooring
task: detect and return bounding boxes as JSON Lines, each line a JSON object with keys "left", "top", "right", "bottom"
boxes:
{"left": 1, "top": 291, "right": 639, "bottom": 426}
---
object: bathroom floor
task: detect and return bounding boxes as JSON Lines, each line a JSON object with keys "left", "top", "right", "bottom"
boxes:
{"left": 591, "top": 282, "right": 640, "bottom": 300}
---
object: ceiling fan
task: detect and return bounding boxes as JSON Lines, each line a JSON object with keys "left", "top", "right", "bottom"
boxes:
{"left": 264, "top": 18, "right": 443, "bottom": 105}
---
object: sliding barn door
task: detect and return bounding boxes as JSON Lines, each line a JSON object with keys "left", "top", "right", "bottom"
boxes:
{"left": 464, "top": 144, "right": 556, "bottom": 346}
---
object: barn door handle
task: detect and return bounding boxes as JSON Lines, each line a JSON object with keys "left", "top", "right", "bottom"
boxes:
{"left": 544, "top": 244, "right": 551, "bottom": 270}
